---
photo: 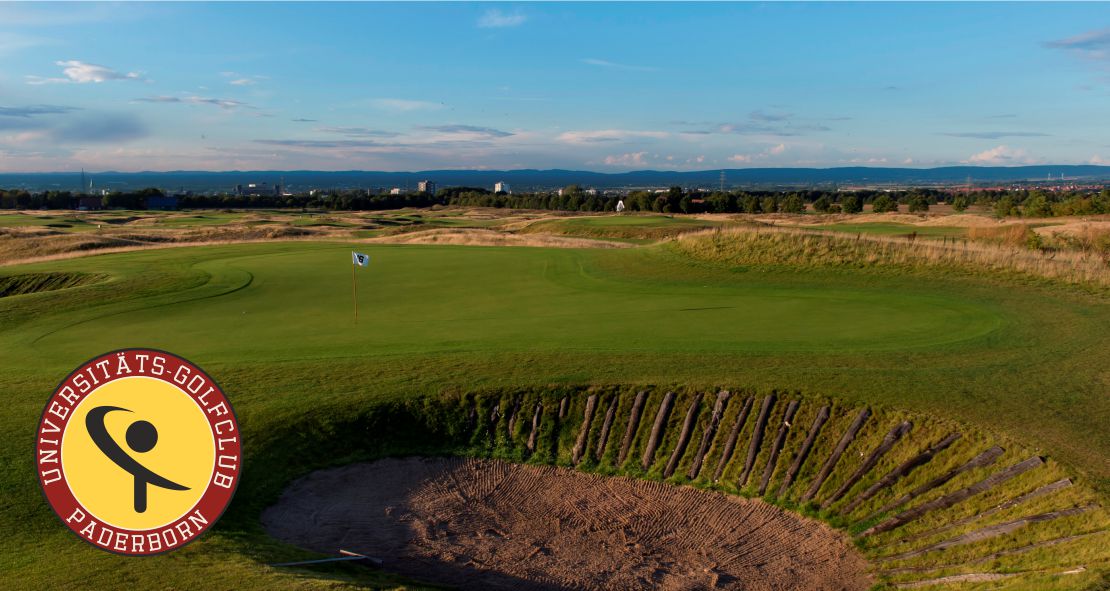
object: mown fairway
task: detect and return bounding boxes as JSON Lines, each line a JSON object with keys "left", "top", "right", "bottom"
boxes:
{"left": 1, "top": 237, "right": 1108, "bottom": 588}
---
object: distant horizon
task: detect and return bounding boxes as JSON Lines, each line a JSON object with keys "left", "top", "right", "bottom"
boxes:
{"left": 4, "top": 163, "right": 1110, "bottom": 176}
{"left": 2, "top": 3, "right": 1109, "bottom": 172}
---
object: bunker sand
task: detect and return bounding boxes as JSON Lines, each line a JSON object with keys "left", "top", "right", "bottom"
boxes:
{"left": 264, "top": 456, "right": 872, "bottom": 591}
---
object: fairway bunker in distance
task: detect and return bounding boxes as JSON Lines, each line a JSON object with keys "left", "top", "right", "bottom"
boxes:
{"left": 263, "top": 456, "right": 872, "bottom": 591}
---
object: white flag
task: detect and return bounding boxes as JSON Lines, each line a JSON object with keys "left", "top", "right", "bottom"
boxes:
{"left": 352, "top": 251, "right": 369, "bottom": 267}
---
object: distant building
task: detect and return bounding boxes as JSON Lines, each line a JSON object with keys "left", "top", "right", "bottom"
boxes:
{"left": 494, "top": 181, "right": 510, "bottom": 194}
{"left": 585, "top": 188, "right": 598, "bottom": 196}
{"left": 417, "top": 180, "right": 436, "bottom": 195}
{"left": 389, "top": 188, "right": 402, "bottom": 195}
{"left": 235, "top": 182, "right": 282, "bottom": 197}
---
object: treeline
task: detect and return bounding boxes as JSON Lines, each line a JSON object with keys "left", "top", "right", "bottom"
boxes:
{"left": 0, "top": 188, "right": 165, "bottom": 210}
{"left": 3, "top": 185, "right": 1109, "bottom": 218}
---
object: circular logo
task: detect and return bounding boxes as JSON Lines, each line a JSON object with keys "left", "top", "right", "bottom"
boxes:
{"left": 35, "top": 349, "right": 241, "bottom": 555}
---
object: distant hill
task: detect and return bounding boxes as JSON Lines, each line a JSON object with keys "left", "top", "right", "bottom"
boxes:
{"left": 2, "top": 165, "right": 1108, "bottom": 193}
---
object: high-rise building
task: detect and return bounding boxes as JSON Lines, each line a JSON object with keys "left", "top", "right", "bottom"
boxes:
{"left": 494, "top": 181, "right": 510, "bottom": 194}
{"left": 417, "top": 180, "right": 437, "bottom": 195}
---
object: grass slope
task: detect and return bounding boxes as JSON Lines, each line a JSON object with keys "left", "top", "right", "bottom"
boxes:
{"left": 1, "top": 237, "right": 1108, "bottom": 589}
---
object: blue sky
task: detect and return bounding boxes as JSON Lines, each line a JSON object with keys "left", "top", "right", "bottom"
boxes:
{"left": 1, "top": 1, "right": 1108, "bottom": 172}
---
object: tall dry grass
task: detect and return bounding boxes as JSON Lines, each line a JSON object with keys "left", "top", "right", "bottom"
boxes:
{"left": 966, "top": 224, "right": 1036, "bottom": 247}
{"left": 0, "top": 224, "right": 333, "bottom": 266}
{"left": 673, "top": 226, "right": 1110, "bottom": 290}
{"left": 366, "top": 228, "right": 632, "bottom": 249}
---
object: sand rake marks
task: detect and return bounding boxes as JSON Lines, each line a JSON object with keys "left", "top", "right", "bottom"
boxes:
{"left": 737, "top": 394, "right": 777, "bottom": 488}
{"left": 758, "top": 400, "right": 800, "bottom": 496}
{"left": 663, "top": 393, "right": 704, "bottom": 478}
{"left": 687, "top": 390, "right": 730, "bottom": 480}
{"left": 778, "top": 405, "right": 830, "bottom": 497}
{"left": 822, "top": 421, "right": 913, "bottom": 509}
{"left": 641, "top": 391, "right": 676, "bottom": 471}
{"left": 860, "top": 455, "right": 1045, "bottom": 538}
{"left": 801, "top": 408, "right": 871, "bottom": 504}
{"left": 712, "top": 396, "right": 753, "bottom": 483}
{"left": 571, "top": 394, "right": 599, "bottom": 465}
{"left": 617, "top": 391, "right": 648, "bottom": 466}
{"left": 841, "top": 432, "right": 961, "bottom": 516}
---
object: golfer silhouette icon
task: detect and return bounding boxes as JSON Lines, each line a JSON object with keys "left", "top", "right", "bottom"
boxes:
{"left": 86, "top": 406, "right": 190, "bottom": 513}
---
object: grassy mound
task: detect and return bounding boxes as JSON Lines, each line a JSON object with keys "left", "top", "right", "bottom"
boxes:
{"left": 672, "top": 227, "right": 1110, "bottom": 290}
{"left": 0, "top": 272, "right": 106, "bottom": 298}
{"left": 521, "top": 214, "right": 721, "bottom": 241}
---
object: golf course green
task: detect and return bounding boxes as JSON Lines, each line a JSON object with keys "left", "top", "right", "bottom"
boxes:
{"left": 2, "top": 236, "right": 1108, "bottom": 589}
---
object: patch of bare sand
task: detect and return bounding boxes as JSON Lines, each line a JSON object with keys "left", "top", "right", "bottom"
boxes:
{"left": 263, "top": 457, "right": 872, "bottom": 591}
{"left": 366, "top": 228, "right": 633, "bottom": 249}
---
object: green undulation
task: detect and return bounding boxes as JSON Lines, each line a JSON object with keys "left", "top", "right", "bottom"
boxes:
{"left": 1, "top": 238, "right": 1108, "bottom": 589}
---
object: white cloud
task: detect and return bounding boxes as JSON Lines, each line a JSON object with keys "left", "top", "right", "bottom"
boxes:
{"left": 478, "top": 9, "right": 526, "bottom": 28}
{"left": 229, "top": 78, "right": 255, "bottom": 86}
{"left": 556, "top": 129, "right": 668, "bottom": 144}
{"left": 581, "top": 58, "right": 657, "bottom": 72}
{"left": 966, "top": 145, "right": 1039, "bottom": 165}
{"left": 728, "top": 143, "right": 787, "bottom": 164}
{"left": 134, "top": 95, "right": 250, "bottom": 110}
{"left": 1045, "top": 28, "right": 1110, "bottom": 63}
{"left": 369, "top": 98, "right": 444, "bottom": 112}
{"left": 1090, "top": 154, "right": 1109, "bottom": 165}
{"left": 26, "top": 60, "right": 143, "bottom": 85}
{"left": 603, "top": 152, "right": 648, "bottom": 167}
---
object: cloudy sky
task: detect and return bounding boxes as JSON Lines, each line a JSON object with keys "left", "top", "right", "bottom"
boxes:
{"left": 1, "top": 2, "right": 1108, "bottom": 172}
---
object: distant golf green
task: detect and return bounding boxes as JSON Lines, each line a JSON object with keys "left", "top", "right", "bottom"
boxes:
{"left": 806, "top": 222, "right": 966, "bottom": 238}
{"left": 523, "top": 214, "right": 720, "bottom": 241}
{"left": 2, "top": 239, "right": 1108, "bottom": 589}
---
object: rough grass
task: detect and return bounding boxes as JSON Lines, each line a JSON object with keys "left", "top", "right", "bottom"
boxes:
{"left": 0, "top": 271, "right": 106, "bottom": 298}
{"left": 2, "top": 229, "right": 1109, "bottom": 590}
{"left": 673, "top": 226, "right": 1110, "bottom": 290}
{"left": 365, "top": 227, "right": 632, "bottom": 249}
{"left": 520, "top": 213, "right": 721, "bottom": 241}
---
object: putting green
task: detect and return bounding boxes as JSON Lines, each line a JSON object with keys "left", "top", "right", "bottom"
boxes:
{"left": 14, "top": 242, "right": 1000, "bottom": 362}
{"left": 2, "top": 238, "right": 1109, "bottom": 590}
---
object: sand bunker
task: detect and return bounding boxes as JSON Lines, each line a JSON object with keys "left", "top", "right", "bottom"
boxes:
{"left": 263, "top": 457, "right": 872, "bottom": 590}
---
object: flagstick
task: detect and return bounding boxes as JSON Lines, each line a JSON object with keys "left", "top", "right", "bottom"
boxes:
{"left": 352, "top": 261, "right": 358, "bottom": 324}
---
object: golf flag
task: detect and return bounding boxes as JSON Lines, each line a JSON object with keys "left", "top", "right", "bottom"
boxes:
{"left": 352, "top": 251, "right": 369, "bottom": 267}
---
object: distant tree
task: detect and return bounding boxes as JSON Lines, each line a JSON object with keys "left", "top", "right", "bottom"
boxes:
{"left": 1021, "top": 193, "right": 1051, "bottom": 218}
{"left": 761, "top": 195, "right": 779, "bottom": 213}
{"left": 871, "top": 195, "right": 898, "bottom": 213}
{"left": 907, "top": 195, "right": 929, "bottom": 213}
{"left": 780, "top": 194, "right": 805, "bottom": 214}
{"left": 994, "top": 196, "right": 1017, "bottom": 218}
{"left": 840, "top": 194, "right": 863, "bottom": 214}
{"left": 813, "top": 195, "right": 831, "bottom": 213}
{"left": 951, "top": 195, "right": 969, "bottom": 213}
{"left": 742, "top": 194, "right": 761, "bottom": 214}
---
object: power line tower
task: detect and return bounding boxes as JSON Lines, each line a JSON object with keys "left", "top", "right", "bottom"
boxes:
{"left": 80, "top": 169, "right": 87, "bottom": 195}
{"left": 719, "top": 170, "right": 726, "bottom": 192}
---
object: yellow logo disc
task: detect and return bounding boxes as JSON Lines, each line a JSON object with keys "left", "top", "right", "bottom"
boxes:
{"left": 36, "top": 349, "right": 241, "bottom": 555}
